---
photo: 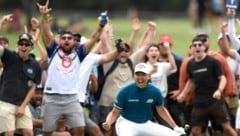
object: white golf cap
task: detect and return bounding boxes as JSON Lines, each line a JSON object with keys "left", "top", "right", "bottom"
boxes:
{"left": 134, "top": 63, "right": 150, "bottom": 74}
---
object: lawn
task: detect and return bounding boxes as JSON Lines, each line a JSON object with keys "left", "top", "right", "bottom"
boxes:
{"left": 78, "top": 17, "right": 222, "bottom": 57}
{"left": 0, "top": 17, "right": 222, "bottom": 58}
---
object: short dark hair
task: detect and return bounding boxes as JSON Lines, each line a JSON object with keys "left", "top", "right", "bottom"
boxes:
{"left": 115, "top": 38, "right": 130, "bottom": 49}
{"left": 192, "top": 37, "right": 203, "bottom": 44}
{"left": 59, "top": 30, "right": 73, "bottom": 37}
{"left": 73, "top": 33, "right": 81, "bottom": 42}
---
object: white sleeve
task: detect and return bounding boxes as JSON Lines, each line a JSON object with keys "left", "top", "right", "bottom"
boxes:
{"left": 234, "top": 51, "right": 240, "bottom": 63}
{"left": 228, "top": 16, "right": 240, "bottom": 51}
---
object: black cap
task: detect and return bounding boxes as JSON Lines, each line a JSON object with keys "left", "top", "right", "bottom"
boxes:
{"left": 18, "top": 33, "right": 34, "bottom": 45}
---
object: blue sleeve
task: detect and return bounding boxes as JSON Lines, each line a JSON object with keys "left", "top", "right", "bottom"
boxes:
{"left": 47, "top": 41, "right": 58, "bottom": 58}
{"left": 75, "top": 44, "right": 86, "bottom": 61}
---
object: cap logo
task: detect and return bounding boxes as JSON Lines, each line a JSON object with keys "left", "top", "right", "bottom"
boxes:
{"left": 136, "top": 64, "right": 146, "bottom": 69}
{"left": 21, "top": 34, "right": 29, "bottom": 39}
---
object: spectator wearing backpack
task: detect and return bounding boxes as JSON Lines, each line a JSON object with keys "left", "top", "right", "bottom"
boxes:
{"left": 97, "top": 22, "right": 156, "bottom": 136}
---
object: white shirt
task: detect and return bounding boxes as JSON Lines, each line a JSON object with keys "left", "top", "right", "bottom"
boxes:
{"left": 147, "top": 62, "right": 176, "bottom": 97}
{"left": 44, "top": 50, "right": 82, "bottom": 94}
{"left": 76, "top": 53, "right": 102, "bottom": 102}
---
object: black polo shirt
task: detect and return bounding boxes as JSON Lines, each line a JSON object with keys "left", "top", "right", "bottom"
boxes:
{"left": 0, "top": 48, "right": 41, "bottom": 105}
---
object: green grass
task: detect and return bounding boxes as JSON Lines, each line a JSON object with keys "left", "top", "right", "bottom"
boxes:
{"left": 82, "top": 17, "right": 221, "bottom": 57}
{"left": 1, "top": 17, "right": 222, "bottom": 58}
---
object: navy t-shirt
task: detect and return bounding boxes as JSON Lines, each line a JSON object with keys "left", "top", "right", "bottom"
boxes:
{"left": 0, "top": 49, "right": 42, "bottom": 105}
{"left": 187, "top": 55, "right": 223, "bottom": 107}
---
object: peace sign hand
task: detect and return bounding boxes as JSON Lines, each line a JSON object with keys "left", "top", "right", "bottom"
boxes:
{"left": 37, "top": 0, "right": 52, "bottom": 18}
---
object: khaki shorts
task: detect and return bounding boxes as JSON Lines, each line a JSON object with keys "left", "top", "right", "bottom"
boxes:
{"left": 228, "top": 95, "right": 239, "bottom": 117}
{"left": 0, "top": 101, "right": 32, "bottom": 133}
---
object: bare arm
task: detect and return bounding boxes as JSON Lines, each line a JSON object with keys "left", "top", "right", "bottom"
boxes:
{"left": 131, "top": 21, "right": 156, "bottom": 62}
{"left": 97, "top": 23, "right": 119, "bottom": 64}
{"left": 99, "top": 50, "right": 118, "bottom": 64}
{"left": 84, "top": 26, "right": 104, "bottom": 53}
{"left": 164, "top": 43, "right": 177, "bottom": 72}
{"left": 0, "top": 14, "right": 13, "bottom": 31}
{"left": 219, "top": 21, "right": 237, "bottom": 59}
{"left": 213, "top": 75, "right": 226, "bottom": 100}
{"left": 31, "top": 17, "right": 48, "bottom": 70}
{"left": 177, "top": 79, "right": 195, "bottom": 103}
{"left": 129, "top": 17, "right": 140, "bottom": 51}
{"left": 84, "top": 12, "right": 109, "bottom": 54}
{"left": 37, "top": 0, "right": 54, "bottom": 47}
{"left": 91, "top": 23, "right": 113, "bottom": 54}
{"left": 15, "top": 85, "right": 36, "bottom": 117}
{"left": 156, "top": 106, "right": 177, "bottom": 129}
{"left": 87, "top": 72, "right": 98, "bottom": 93}
{"left": 102, "top": 107, "right": 120, "bottom": 130}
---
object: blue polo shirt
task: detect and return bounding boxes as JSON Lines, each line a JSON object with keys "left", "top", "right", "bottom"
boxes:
{"left": 114, "top": 82, "right": 164, "bottom": 123}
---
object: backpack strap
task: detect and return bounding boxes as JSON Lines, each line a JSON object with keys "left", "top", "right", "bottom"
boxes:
{"left": 126, "top": 59, "right": 134, "bottom": 77}
{"left": 95, "top": 60, "right": 119, "bottom": 100}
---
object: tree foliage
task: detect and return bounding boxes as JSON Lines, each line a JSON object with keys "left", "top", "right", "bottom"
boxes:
{"left": 1, "top": 0, "right": 190, "bottom": 12}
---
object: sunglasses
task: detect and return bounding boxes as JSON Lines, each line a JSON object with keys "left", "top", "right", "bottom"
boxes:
{"left": 199, "top": 38, "right": 207, "bottom": 43}
{"left": 18, "top": 42, "right": 31, "bottom": 47}
{"left": 192, "top": 43, "right": 203, "bottom": 47}
{"left": 61, "top": 36, "right": 73, "bottom": 40}
{"left": 120, "top": 48, "right": 130, "bottom": 52}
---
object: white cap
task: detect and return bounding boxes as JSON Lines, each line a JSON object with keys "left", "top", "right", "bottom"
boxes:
{"left": 134, "top": 63, "right": 150, "bottom": 74}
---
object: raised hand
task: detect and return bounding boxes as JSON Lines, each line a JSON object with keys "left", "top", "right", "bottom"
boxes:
{"left": 37, "top": 0, "right": 52, "bottom": 19}
{"left": 147, "top": 21, "right": 156, "bottom": 31}
{"left": 220, "top": 22, "right": 228, "bottom": 34}
{"left": 0, "top": 14, "right": 13, "bottom": 25}
{"left": 227, "top": 8, "right": 236, "bottom": 17}
{"left": 31, "top": 17, "right": 40, "bottom": 42}
{"left": 31, "top": 17, "right": 40, "bottom": 30}
{"left": 102, "top": 122, "right": 111, "bottom": 131}
{"left": 98, "top": 11, "right": 109, "bottom": 27}
{"left": 132, "top": 17, "right": 140, "bottom": 32}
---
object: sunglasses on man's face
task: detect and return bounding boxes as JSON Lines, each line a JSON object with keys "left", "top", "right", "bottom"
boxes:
{"left": 18, "top": 42, "right": 31, "bottom": 47}
{"left": 61, "top": 36, "right": 73, "bottom": 40}
{"left": 120, "top": 48, "right": 130, "bottom": 52}
{"left": 199, "top": 38, "right": 207, "bottom": 43}
{"left": 192, "top": 43, "right": 203, "bottom": 47}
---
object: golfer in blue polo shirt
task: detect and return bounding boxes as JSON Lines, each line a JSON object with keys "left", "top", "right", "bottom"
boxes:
{"left": 102, "top": 62, "right": 185, "bottom": 136}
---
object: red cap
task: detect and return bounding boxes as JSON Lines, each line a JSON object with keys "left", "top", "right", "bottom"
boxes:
{"left": 158, "top": 34, "right": 173, "bottom": 45}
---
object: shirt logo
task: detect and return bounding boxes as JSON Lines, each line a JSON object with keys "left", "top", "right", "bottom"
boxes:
{"left": 193, "top": 68, "right": 207, "bottom": 74}
{"left": 146, "top": 99, "right": 153, "bottom": 103}
{"left": 27, "top": 68, "right": 33, "bottom": 74}
{"left": 128, "top": 99, "right": 139, "bottom": 102}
